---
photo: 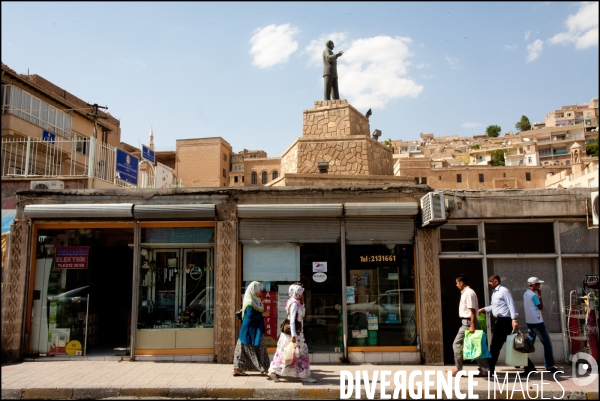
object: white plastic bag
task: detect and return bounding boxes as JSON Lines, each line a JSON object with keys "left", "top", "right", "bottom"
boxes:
{"left": 284, "top": 342, "right": 295, "bottom": 365}
{"left": 505, "top": 333, "right": 528, "bottom": 367}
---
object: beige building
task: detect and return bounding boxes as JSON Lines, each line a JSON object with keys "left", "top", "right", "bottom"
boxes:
{"left": 229, "top": 149, "right": 268, "bottom": 187}
{"left": 545, "top": 143, "right": 599, "bottom": 188}
{"left": 545, "top": 97, "right": 599, "bottom": 129}
{"left": 1, "top": 62, "right": 124, "bottom": 211}
{"left": 174, "top": 137, "right": 232, "bottom": 187}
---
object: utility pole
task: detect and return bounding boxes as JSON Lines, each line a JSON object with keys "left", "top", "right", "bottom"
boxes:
{"left": 88, "top": 103, "right": 108, "bottom": 179}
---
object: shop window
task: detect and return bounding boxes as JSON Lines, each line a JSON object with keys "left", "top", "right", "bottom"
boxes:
{"left": 346, "top": 244, "right": 417, "bottom": 347}
{"left": 136, "top": 226, "right": 215, "bottom": 349}
{"left": 485, "top": 223, "right": 555, "bottom": 254}
{"left": 262, "top": 171, "right": 268, "bottom": 184}
{"left": 440, "top": 224, "right": 479, "bottom": 252}
{"left": 251, "top": 172, "right": 257, "bottom": 184}
{"left": 526, "top": 172, "right": 531, "bottom": 181}
{"left": 457, "top": 174, "right": 462, "bottom": 183}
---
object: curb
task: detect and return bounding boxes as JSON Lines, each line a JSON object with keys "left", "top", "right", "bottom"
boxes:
{"left": 0, "top": 387, "right": 594, "bottom": 400}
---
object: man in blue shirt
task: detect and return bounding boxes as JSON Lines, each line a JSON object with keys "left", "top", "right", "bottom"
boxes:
{"left": 478, "top": 274, "right": 518, "bottom": 373}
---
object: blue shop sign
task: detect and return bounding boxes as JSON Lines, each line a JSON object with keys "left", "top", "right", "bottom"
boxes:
{"left": 115, "top": 148, "right": 139, "bottom": 185}
{"left": 142, "top": 144, "right": 155, "bottom": 164}
{"left": 42, "top": 130, "right": 56, "bottom": 144}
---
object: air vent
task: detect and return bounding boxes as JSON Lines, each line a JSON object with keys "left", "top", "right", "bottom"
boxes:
{"left": 30, "top": 180, "right": 64, "bottom": 190}
{"left": 420, "top": 192, "right": 447, "bottom": 227}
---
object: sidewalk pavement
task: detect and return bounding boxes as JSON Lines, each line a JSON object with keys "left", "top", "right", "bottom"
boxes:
{"left": 1, "top": 360, "right": 598, "bottom": 400}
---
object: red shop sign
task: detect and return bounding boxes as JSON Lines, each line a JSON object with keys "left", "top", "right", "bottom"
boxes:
{"left": 55, "top": 246, "right": 89, "bottom": 269}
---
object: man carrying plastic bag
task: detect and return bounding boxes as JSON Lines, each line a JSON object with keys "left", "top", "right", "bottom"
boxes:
{"left": 463, "top": 329, "right": 492, "bottom": 360}
{"left": 450, "top": 274, "right": 491, "bottom": 377}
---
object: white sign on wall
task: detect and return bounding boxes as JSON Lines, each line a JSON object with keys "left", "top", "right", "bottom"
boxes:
{"left": 313, "top": 262, "right": 327, "bottom": 272}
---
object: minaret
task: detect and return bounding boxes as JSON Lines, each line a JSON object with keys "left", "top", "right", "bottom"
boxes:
{"left": 149, "top": 126, "right": 154, "bottom": 150}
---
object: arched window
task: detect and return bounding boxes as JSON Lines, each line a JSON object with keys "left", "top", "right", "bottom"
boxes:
{"left": 251, "top": 172, "right": 257, "bottom": 184}
{"left": 261, "top": 171, "right": 268, "bottom": 184}
{"left": 272, "top": 171, "right": 279, "bottom": 180}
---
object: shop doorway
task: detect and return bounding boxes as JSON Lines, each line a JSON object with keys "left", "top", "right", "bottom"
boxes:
{"left": 439, "top": 259, "right": 485, "bottom": 365}
{"left": 29, "top": 227, "right": 134, "bottom": 358}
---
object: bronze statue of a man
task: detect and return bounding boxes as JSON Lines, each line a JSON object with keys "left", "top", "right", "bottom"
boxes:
{"left": 323, "top": 40, "right": 344, "bottom": 100}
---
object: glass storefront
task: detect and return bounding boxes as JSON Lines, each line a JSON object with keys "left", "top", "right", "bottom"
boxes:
{"left": 241, "top": 242, "right": 417, "bottom": 354}
{"left": 29, "top": 227, "right": 134, "bottom": 357}
{"left": 346, "top": 244, "right": 416, "bottom": 347}
{"left": 136, "top": 225, "right": 215, "bottom": 351}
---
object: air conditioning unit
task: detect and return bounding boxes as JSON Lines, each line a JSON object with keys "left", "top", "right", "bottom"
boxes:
{"left": 592, "top": 191, "right": 599, "bottom": 226}
{"left": 30, "top": 180, "right": 64, "bottom": 190}
{"left": 420, "top": 191, "right": 447, "bottom": 227}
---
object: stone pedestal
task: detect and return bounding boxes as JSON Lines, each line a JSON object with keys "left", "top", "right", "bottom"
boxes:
{"left": 274, "top": 100, "right": 411, "bottom": 186}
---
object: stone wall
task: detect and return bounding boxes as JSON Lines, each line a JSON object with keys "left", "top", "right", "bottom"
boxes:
{"left": 280, "top": 140, "right": 298, "bottom": 175}
{"left": 303, "top": 100, "right": 370, "bottom": 138}
{"left": 367, "top": 140, "right": 394, "bottom": 175}
{"left": 1, "top": 220, "right": 29, "bottom": 362}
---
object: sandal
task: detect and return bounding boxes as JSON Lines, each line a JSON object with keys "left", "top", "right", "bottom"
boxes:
{"left": 233, "top": 372, "right": 248, "bottom": 377}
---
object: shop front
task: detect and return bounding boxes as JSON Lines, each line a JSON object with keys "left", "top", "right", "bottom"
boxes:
{"left": 24, "top": 204, "right": 135, "bottom": 358}
{"left": 22, "top": 203, "right": 218, "bottom": 361}
{"left": 237, "top": 201, "right": 420, "bottom": 363}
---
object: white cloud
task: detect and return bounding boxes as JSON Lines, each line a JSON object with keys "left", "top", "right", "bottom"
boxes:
{"left": 503, "top": 44, "right": 517, "bottom": 51}
{"left": 303, "top": 32, "right": 349, "bottom": 67}
{"left": 526, "top": 39, "right": 543, "bottom": 62}
{"left": 332, "top": 35, "right": 423, "bottom": 110}
{"left": 249, "top": 24, "right": 299, "bottom": 68}
{"left": 445, "top": 56, "right": 459, "bottom": 69}
{"left": 524, "top": 30, "right": 532, "bottom": 40}
{"left": 413, "top": 62, "right": 431, "bottom": 69}
{"left": 548, "top": 2, "right": 599, "bottom": 49}
{"left": 462, "top": 122, "right": 482, "bottom": 128}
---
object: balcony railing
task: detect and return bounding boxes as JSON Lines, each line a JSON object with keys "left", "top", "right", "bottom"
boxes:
{"left": 3, "top": 137, "right": 124, "bottom": 187}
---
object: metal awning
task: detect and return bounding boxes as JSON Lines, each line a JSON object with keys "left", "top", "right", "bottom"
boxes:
{"left": 344, "top": 202, "right": 419, "bottom": 216}
{"left": 133, "top": 204, "right": 215, "bottom": 220}
{"left": 237, "top": 204, "right": 343, "bottom": 218}
{"left": 24, "top": 204, "right": 134, "bottom": 219}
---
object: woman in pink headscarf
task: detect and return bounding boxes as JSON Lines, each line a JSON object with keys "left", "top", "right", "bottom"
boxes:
{"left": 267, "top": 283, "right": 316, "bottom": 383}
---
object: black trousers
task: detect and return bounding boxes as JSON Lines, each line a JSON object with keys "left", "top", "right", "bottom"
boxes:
{"left": 324, "top": 75, "right": 339, "bottom": 100}
{"left": 490, "top": 317, "right": 513, "bottom": 371}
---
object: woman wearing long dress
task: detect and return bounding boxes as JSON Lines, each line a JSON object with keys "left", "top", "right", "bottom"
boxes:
{"left": 267, "top": 283, "right": 317, "bottom": 383}
{"left": 232, "top": 281, "right": 270, "bottom": 377}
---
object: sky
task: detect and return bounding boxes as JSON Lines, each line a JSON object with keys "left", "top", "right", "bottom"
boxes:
{"left": 2, "top": 2, "right": 598, "bottom": 156}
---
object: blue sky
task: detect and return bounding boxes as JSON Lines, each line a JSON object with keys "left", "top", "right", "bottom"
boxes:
{"left": 2, "top": 2, "right": 598, "bottom": 156}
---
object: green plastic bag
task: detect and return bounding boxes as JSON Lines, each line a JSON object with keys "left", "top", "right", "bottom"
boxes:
{"left": 477, "top": 312, "right": 487, "bottom": 331}
{"left": 463, "top": 330, "right": 484, "bottom": 360}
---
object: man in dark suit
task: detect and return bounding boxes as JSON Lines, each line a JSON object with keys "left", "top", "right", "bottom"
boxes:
{"left": 323, "top": 40, "right": 344, "bottom": 100}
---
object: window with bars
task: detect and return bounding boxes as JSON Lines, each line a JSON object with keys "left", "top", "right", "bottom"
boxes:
{"left": 457, "top": 174, "right": 462, "bottom": 183}
{"left": 74, "top": 133, "right": 88, "bottom": 155}
{"left": 261, "top": 171, "right": 268, "bottom": 184}
{"left": 272, "top": 171, "right": 278, "bottom": 180}
{"left": 251, "top": 172, "right": 257, "bottom": 184}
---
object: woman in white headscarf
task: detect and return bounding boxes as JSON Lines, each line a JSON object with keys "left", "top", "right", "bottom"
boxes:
{"left": 232, "top": 281, "right": 270, "bottom": 377}
{"left": 267, "top": 282, "right": 316, "bottom": 383}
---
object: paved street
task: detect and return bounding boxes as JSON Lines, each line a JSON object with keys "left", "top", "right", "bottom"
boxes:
{"left": 1, "top": 360, "right": 598, "bottom": 400}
